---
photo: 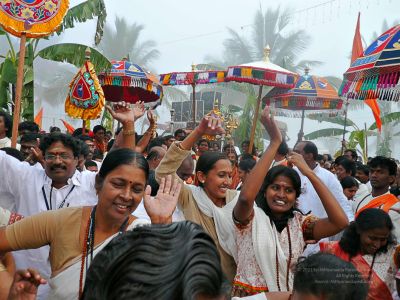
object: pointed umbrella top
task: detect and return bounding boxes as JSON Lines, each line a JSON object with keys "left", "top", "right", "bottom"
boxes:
{"left": 191, "top": 63, "right": 197, "bottom": 72}
{"left": 263, "top": 45, "right": 271, "bottom": 63}
{"left": 304, "top": 66, "right": 310, "bottom": 75}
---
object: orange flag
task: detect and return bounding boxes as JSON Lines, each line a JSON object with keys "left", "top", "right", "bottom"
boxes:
{"left": 34, "top": 108, "right": 43, "bottom": 129}
{"left": 351, "top": 13, "right": 382, "bottom": 131}
{"left": 364, "top": 98, "right": 382, "bottom": 131}
{"left": 60, "top": 119, "right": 75, "bottom": 134}
{"left": 351, "top": 13, "right": 363, "bottom": 63}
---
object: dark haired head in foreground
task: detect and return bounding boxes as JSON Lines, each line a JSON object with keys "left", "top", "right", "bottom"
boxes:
{"left": 293, "top": 253, "right": 368, "bottom": 300}
{"left": 83, "top": 221, "right": 230, "bottom": 300}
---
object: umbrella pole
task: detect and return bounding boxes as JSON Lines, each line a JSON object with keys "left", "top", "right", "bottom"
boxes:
{"left": 297, "top": 109, "right": 305, "bottom": 144}
{"left": 341, "top": 100, "right": 349, "bottom": 155}
{"left": 11, "top": 33, "right": 27, "bottom": 148}
{"left": 82, "top": 120, "right": 86, "bottom": 135}
{"left": 249, "top": 85, "right": 263, "bottom": 154}
{"left": 191, "top": 83, "right": 196, "bottom": 129}
{"left": 364, "top": 122, "right": 368, "bottom": 161}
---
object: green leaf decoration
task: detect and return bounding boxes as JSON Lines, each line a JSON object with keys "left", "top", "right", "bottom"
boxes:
{"left": 368, "top": 112, "right": 400, "bottom": 130}
{"left": 307, "top": 114, "right": 355, "bottom": 127}
{"left": 1, "top": 58, "right": 17, "bottom": 84}
{"left": 304, "top": 128, "right": 347, "bottom": 140}
{"left": 57, "top": 0, "right": 107, "bottom": 45}
{"left": 38, "top": 43, "right": 111, "bottom": 72}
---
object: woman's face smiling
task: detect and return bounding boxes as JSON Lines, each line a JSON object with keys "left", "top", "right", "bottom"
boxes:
{"left": 265, "top": 175, "right": 297, "bottom": 217}
{"left": 199, "top": 159, "right": 232, "bottom": 205}
{"left": 96, "top": 164, "right": 147, "bottom": 222}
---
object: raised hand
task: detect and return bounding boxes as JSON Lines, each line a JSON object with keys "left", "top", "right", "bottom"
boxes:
{"left": 25, "top": 143, "right": 44, "bottom": 166}
{"left": 260, "top": 105, "right": 282, "bottom": 145}
{"left": 143, "top": 175, "right": 181, "bottom": 224}
{"left": 133, "top": 101, "right": 145, "bottom": 120}
{"left": 147, "top": 110, "right": 156, "bottom": 127}
{"left": 197, "top": 113, "right": 225, "bottom": 136}
{"left": 287, "top": 152, "right": 312, "bottom": 175}
{"left": 7, "top": 269, "right": 47, "bottom": 300}
{"left": 106, "top": 101, "right": 135, "bottom": 125}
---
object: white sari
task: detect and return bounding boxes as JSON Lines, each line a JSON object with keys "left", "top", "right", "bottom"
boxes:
{"left": 46, "top": 219, "right": 149, "bottom": 300}
{"left": 188, "top": 186, "right": 288, "bottom": 291}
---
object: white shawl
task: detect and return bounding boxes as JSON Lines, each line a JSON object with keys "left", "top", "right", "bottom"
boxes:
{"left": 188, "top": 185, "right": 288, "bottom": 291}
{"left": 46, "top": 219, "right": 149, "bottom": 300}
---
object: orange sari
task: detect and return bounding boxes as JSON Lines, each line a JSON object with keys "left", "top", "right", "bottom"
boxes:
{"left": 320, "top": 241, "right": 393, "bottom": 300}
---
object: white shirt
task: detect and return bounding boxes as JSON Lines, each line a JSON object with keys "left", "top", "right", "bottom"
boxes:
{"left": 355, "top": 191, "right": 400, "bottom": 241}
{"left": 295, "top": 164, "right": 354, "bottom": 221}
{"left": 0, "top": 150, "right": 98, "bottom": 299}
{"left": 0, "top": 136, "right": 20, "bottom": 150}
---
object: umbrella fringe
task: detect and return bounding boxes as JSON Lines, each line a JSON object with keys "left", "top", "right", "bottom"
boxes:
{"left": 340, "top": 71, "right": 400, "bottom": 102}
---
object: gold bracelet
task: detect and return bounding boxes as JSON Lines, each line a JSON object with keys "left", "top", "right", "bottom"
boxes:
{"left": 122, "top": 129, "right": 135, "bottom": 136}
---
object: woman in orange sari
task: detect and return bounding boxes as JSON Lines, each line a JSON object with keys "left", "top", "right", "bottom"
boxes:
{"left": 320, "top": 208, "right": 400, "bottom": 300}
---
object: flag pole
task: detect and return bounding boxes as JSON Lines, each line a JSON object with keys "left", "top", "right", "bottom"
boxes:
{"left": 341, "top": 99, "right": 349, "bottom": 154}
{"left": 11, "top": 33, "right": 27, "bottom": 148}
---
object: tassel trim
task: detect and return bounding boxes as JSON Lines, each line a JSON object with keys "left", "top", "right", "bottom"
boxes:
{"left": 0, "top": 0, "right": 70, "bottom": 38}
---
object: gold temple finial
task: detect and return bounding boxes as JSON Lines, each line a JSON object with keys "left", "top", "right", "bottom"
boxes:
{"left": 304, "top": 66, "right": 310, "bottom": 75}
{"left": 191, "top": 63, "right": 196, "bottom": 72}
{"left": 213, "top": 98, "right": 219, "bottom": 110}
{"left": 263, "top": 45, "right": 271, "bottom": 62}
{"left": 85, "top": 47, "right": 91, "bottom": 60}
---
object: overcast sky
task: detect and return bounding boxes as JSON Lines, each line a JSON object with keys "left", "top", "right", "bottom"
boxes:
{"left": 51, "top": 0, "right": 400, "bottom": 155}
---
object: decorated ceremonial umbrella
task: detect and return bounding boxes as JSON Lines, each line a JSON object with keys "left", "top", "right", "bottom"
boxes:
{"left": 264, "top": 68, "right": 343, "bottom": 143}
{"left": 339, "top": 24, "right": 400, "bottom": 102}
{"left": 0, "top": 0, "right": 69, "bottom": 147}
{"left": 65, "top": 48, "right": 105, "bottom": 134}
{"left": 225, "top": 46, "right": 297, "bottom": 153}
{"left": 159, "top": 64, "right": 226, "bottom": 128}
{"left": 98, "top": 59, "right": 163, "bottom": 106}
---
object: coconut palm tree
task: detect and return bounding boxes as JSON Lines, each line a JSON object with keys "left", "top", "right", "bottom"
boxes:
{"left": 202, "top": 6, "right": 321, "bottom": 146}
{"left": 96, "top": 17, "right": 160, "bottom": 68}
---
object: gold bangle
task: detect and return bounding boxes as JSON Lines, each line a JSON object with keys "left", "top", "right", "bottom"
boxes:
{"left": 122, "top": 129, "right": 135, "bottom": 136}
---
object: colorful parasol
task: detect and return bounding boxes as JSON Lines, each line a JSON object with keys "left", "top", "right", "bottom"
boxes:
{"left": 0, "top": 0, "right": 70, "bottom": 148}
{"left": 0, "top": 0, "right": 69, "bottom": 38}
{"left": 339, "top": 24, "right": 400, "bottom": 102}
{"left": 264, "top": 68, "right": 343, "bottom": 143}
{"left": 159, "top": 64, "right": 226, "bottom": 128}
{"left": 65, "top": 48, "right": 105, "bottom": 132}
{"left": 98, "top": 59, "right": 163, "bottom": 106}
{"left": 225, "top": 46, "right": 297, "bottom": 153}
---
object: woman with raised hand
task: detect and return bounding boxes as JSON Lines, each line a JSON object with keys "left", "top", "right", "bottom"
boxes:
{"left": 231, "top": 106, "right": 349, "bottom": 296}
{"left": 0, "top": 148, "right": 181, "bottom": 300}
{"left": 155, "top": 112, "right": 239, "bottom": 282}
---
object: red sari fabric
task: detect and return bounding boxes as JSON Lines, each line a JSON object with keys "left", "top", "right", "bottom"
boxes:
{"left": 320, "top": 241, "right": 393, "bottom": 300}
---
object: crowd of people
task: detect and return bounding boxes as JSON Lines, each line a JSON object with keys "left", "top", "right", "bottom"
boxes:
{"left": 0, "top": 103, "right": 399, "bottom": 300}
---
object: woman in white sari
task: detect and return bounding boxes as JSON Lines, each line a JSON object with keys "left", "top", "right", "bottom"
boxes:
{"left": 0, "top": 148, "right": 181, "bottom": 300}
{"left": 230, "top": 106, "right": 349, "bottom": 296}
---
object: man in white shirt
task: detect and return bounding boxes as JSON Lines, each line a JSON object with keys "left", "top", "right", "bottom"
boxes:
{"left": 355, "top": 163, "right": 372, "bottom": 193}
{"left": 293, "top": 141, "right": 353, "bottom": 254}
{"left": 0, "top": 111, "right": 20, "bottom": 150}
{"left": 334, "top": 157, "right": 370, "bottom": 203}
{"left": 293, "top": 141, "right": 354, "bottom": 221}
{"left": 0, "top": 133, "right": 98, "bottom": 299}
{"left": 354, "top": 156, "right": 400, "bottom": 240}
